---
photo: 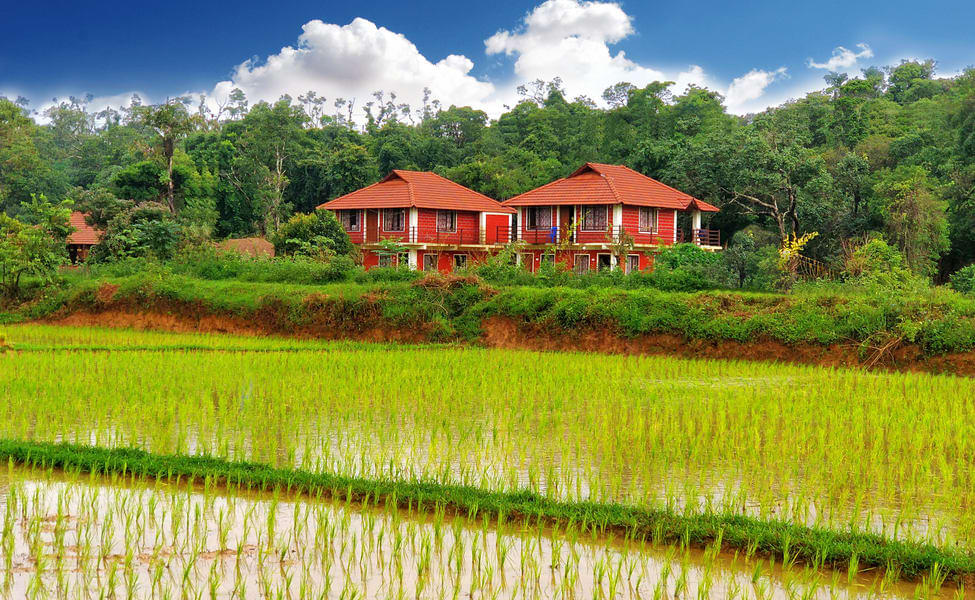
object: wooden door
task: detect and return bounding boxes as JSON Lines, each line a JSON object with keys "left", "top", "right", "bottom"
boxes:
{"left": 365, "top": 209, "right": 379, "bottom": 243}
{"left": 559, "top": 206, "right": 573, "bottom": 242}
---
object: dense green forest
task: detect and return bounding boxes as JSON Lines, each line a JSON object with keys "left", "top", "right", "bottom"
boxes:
{"left": 2, "top": 59, "right": 974, "bottom": 279}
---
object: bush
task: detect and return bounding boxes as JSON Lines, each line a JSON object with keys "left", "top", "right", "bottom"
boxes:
{"left": 649, "top": 243, "right": 728, "bottom": 291}
{"left": 271, "top": 210, "right": 352, "bottom": 258}
{"left": 169, "top": 245, "right": 355, "bottom": 285}
{"left": 949, "top": 265, "right": 975, "bottom": 295}
{"left": 842, "top": 238, "right": 927, "bottom": 292}
{"left": 90, "top": 202, "right": 182, "bottom": 262}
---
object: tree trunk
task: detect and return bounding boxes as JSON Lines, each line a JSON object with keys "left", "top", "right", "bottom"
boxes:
{"left": 165, "top": 137, "right": 176, "bottom": 213}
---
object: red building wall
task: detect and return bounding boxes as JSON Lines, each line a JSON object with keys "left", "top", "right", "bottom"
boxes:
{"left": 485, "top": 214, "right": 511, "bottom": 243}
{"left": 620, "top": 205, "right": 677, "bottom": 246}
{"left": 517, "top": 249, "right": 654, "bottom": 273}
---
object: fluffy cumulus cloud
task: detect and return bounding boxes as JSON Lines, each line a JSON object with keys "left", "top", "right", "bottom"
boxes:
{"left": 724, "top": 67, "right": 788, "bottom": 113}
{"left": 808, "top": 43, "right": 874, "bottom": 71}
{"left": 484, "top": 0, "right": 711, "bottom": 106}
{"left": 209, "top": 17, "right": 494, "bottom": 120}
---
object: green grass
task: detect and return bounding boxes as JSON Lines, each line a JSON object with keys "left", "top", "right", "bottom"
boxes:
{"left": 7, "top": 270, "right": 969, "bottom": 356}
{"left": 3, "top": 438, "right": 972, "bottom": 581}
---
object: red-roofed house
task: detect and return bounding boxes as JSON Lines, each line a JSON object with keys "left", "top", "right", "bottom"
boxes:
{"left": 502, "top": 163, "right": 720, "bottom": 273}
{"left": 317, "top": 170, "right": 515, "bottom": 273}
{"left": 67, "top": 211, "right": 101, "bottom": 263}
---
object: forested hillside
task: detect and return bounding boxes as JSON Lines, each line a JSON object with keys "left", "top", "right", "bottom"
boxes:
{"left": 2, "top": 60, "right": 974, "bottom": 278}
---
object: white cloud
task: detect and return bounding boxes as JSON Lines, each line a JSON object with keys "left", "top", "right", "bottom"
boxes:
{"left": 484, "top": 0, "right": 713, "bottom": 107}
{"left": 808, "top": 43, "right": 874, "bottom": 71}
{"left": 210, "top": 17, "right": 495, "bottom": 121}
{"left": 724, "top": 67, "right": 788, "bottom": 113}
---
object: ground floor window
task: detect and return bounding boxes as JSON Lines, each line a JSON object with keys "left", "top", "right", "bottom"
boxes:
{"left": 422, "top": 253, "right": 438, "bottom": 271}
{"left": 573, "top": 254, "right": 590, "bottom": 274}
{"left": 519, "top": 253, "right": 534, "bottom": 272}
{"left": 597, "top": 253, "right": 612, "bottom": 271}
{"left": 398, "top": 252, "right": 410, "bottom": 267}
{"left": 626, "top": 254, "right": 641, "bottom": 274}
{"left": 540, "top": 253, "right": 555, "bottom": 267}
{"left": 453, "top": 254, "right": 468, "bottom": 269}
{"left": 378, "top": 254, "right": 394, "bottom": 267}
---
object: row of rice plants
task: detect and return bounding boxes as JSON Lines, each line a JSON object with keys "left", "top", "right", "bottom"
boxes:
{"left": 0, "top": 460, "right": 963, "bottom": 599}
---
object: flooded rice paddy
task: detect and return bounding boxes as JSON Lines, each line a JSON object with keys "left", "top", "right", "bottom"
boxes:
{"left": 1, "top": 324, "right": 974, "bottom": 597}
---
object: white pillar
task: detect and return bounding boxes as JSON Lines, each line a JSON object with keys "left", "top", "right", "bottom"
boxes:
{"left": 408, "top": 249, "right": 418, "bottom": 270}
{"left": 478, "top": 212, "right": 487, "bottom": 244}
{"left": 516, "top": 207, "right": 523, "bottom": 241}
{"left": 612, "top": 203, "right": 623, "bottom": 230}
{"left": 692, "top": 209, "right": 702, "bottom": 231}
{"left": 409, "top": 207, "right": 418, "bottom": 242}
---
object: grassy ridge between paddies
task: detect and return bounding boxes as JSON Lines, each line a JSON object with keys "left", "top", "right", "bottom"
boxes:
{"left": 3, "top": 439, "right": 973, "bottom": 583}
{"left": 10, "top": 270, "right": 975, "bottom": 364}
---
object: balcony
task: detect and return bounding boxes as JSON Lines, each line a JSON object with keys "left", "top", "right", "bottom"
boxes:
{"left": 367, "top": 227, "right": 485, "bottom": 245}
{"left": 496, "top": 225, "right": 721, "bottom": 247}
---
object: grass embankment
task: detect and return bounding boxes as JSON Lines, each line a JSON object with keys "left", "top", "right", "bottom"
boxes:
{"left": 8, "top": 270, "right": 975, "bottom": 363}
{"left": 2, "top": 439, "right": 971, "bottom": 582}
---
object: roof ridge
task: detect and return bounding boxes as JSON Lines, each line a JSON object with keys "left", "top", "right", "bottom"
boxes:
{"left": 590, "top": 163, "right": 623, "bottom": 204}
{"left": 403, "top": 172, "right": 417, "bottom": 207}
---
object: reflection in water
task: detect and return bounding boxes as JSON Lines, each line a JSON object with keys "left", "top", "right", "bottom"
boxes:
{"left": 0, "top": 466, "right": 965, "bottom": 600}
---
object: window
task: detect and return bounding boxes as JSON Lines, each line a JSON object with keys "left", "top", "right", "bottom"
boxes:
{"left": 626, "top": 254, "right": 641, "bottom": 274}
{"left": 580, "top": 205, "right": 608, "bottom": 231}
{"left": 540, "top": 254, "right": 555, "bottom": 267}
{"left": 573, "top": 254, "right": 590, "bottom": 274}
{"left": 437, "top": 210, "right": 457, "bottom": 232}
{"left": 339, "top": 210, "right": 360, "bottom": 232}
{"left": 597, "top": 253, "right": 612, "bottom": 271}
{"left": 383, "top": 208, "right": 405, "bottom": 232}
{"left": 524, "top": 206, "right": 552, "bottom": 230}
{"left": 638, "top": 207, "right": 657, "bottom": 232}
{"left": 453, "top": 254, "right": 468, "bottom": 270}
{"left": 519, "top": 253, "right": 534, "bottom": 272}
{"left": 378, "top": 254, "right": 394, "bottom": 268}
{"left": 422, "top": 253, "right": 438, "bottom": 271}
{"left": 398, "top": 252, "right": 410, "bottom": 268}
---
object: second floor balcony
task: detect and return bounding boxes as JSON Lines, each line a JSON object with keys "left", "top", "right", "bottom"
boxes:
{"left": 500, "top": 225, "right": 721, "bottom": 248}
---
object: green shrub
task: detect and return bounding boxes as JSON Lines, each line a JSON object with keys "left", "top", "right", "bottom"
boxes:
{"left": 949, "top": 265, "right": 975, "bottom": 295}
{"left": 271, "top": 210, "right": 352, "bottom": 257}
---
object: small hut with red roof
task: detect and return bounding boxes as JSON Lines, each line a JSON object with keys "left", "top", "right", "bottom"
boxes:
{"left": 66, "top": 212, "right": 101, "bottom": 263}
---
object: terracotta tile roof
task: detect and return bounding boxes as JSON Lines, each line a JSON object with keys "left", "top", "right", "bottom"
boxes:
{"left": 317, "top": 170, "right": 515, "bottom": 214}
{"left": 502, "top": 163, "right": 719, "bottom": 212}
{"left": 67, "top": 212, "right": 101, "bottom": 245}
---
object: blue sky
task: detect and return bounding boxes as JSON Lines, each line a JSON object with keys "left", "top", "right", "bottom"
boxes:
{"left": 2, "top": 0, "right": 973, "bottom": 117}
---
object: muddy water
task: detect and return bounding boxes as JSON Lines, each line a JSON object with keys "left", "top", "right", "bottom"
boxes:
{"left": 0, "top": 467, "right": 965, "bottom": 600}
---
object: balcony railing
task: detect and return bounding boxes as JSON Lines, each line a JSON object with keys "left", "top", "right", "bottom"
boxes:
{"left": 496, "top": 225, "right": 720, "bottom": 247}
{"left": 367, "top": 227, "right": 484, "bottom": 245}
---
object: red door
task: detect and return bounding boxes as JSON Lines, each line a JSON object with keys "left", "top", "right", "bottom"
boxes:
{"left": 365, "top": 209, "right": 379, "bottom": 243}
{"left": 559, "top": 206, "right": 573, "bottom": 242}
